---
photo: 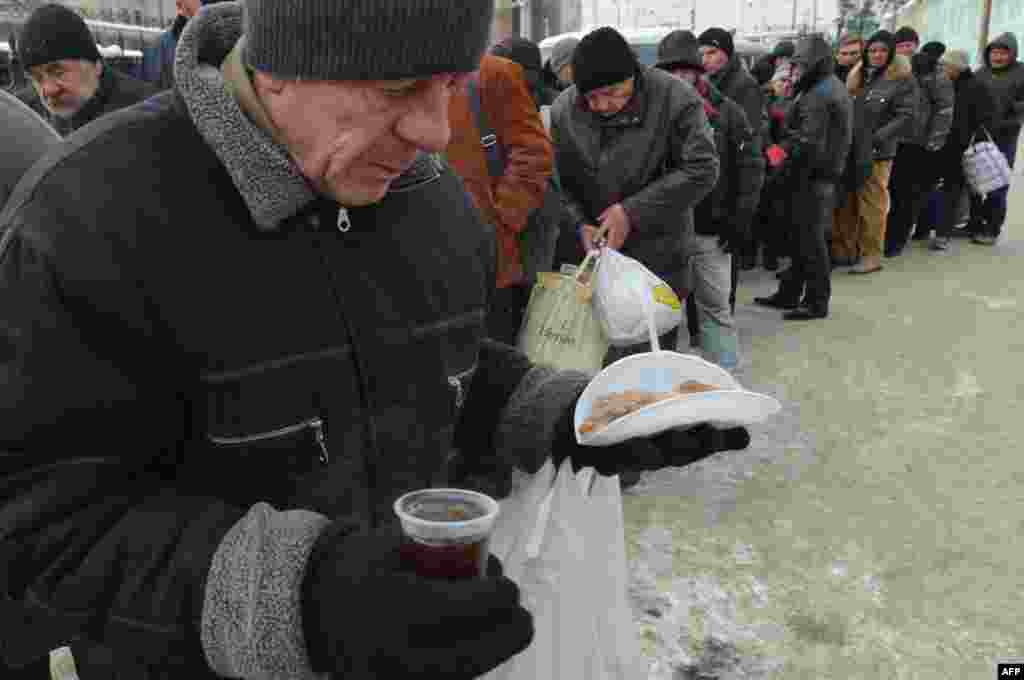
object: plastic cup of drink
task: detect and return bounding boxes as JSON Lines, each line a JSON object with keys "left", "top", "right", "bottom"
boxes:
{"left": 393, "top": 488, "right": 500, "bottom": 580}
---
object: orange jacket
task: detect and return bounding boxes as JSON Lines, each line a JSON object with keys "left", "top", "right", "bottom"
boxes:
{"left": 447, "top": 55, "right": 553, "bottom": 289}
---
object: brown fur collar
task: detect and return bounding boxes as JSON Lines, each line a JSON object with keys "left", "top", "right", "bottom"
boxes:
{"left": 847, "top": 54, "right": 913, "bottom": 96}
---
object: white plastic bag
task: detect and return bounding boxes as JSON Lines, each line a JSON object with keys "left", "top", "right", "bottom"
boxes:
{"left": 593, "top": 248, "right": 681, "bottom": 347}
{"left": 483, "top": 460, "right": 643, "bottom": 680}
{"left": 963, "top": 127, "right": 1012, "bottom": 198}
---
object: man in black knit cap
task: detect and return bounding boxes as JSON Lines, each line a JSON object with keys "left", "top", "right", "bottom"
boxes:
{"left": 15, "top": 3, "right": 153, "bottom": 137}
{"left": 0, "top": 3, "right": 752, "bottom": 679}
{"left": 551, "top": 26, "right": 720, "bottom": 359}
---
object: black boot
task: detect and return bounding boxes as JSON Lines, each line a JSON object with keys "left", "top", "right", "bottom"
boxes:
{"left": 753, "top": 293, "right": 800, "bottom": 310}
{"left": 784, "top": 302, "right": 828, "bottom": 320}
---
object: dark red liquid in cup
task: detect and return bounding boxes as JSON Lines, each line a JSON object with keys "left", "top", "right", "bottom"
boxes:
{"left": 398, "top": 493, "right": 491, "bottom": 580}
{"left": 399, "top": 535, "right": 490, "bottom": 580}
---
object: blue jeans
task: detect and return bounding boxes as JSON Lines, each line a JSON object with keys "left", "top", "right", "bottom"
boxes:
{"left": 976, "top": 134, "right": 1019, "bottom": 236}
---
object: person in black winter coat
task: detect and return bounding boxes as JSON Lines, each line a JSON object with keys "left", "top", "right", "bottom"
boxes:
{"left": 755, "top": 35, "right": 853, "bottom": 320}
{"left": 15, "top": 4, "right": 155, "bottom": 137}
{"left": 937, "top": 49, "right": 998, "bottom": 246}
{"left": 0, "top": 89, "right": 58, "bottom": 208}
{"left": 0, "top": 3, "right": 752, "bottom": 678}
{"left": 657, "top": 29, "right": 765, "bottom": 369}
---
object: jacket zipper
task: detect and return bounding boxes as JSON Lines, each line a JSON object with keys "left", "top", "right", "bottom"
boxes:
{"left": 208, "top": 417, "right": 331, "bottom": 464}
{"left": 448, "top": 364, "right": 477, "bottom": 412}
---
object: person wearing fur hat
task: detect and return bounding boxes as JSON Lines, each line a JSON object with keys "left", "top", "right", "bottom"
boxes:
{"left": 0, "top": 3, "right": 754, "bottom": 678}
{"left": 14, "top": 3, "right": 154, "bottom": 137}
{"left": 552, "top": 26, "right": 720, "bottom": 358}
{"left": 656, "top": 30, "right": 763, "bottom": 368}
{"left": 831, "top": 29, "right": 918, "bottom": 274}
{"left": 886, "top": 30, "right": 954, "bottom": 255}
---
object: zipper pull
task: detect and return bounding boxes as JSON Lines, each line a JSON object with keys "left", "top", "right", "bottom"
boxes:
{"left": 310, "top": 417, "right": 330, "bottom": 465}
{"left": 337, "top": 208, "right": 351, "bottom": 233}
{"left": 448, "top": 375, "right": 466, "bottom": 412}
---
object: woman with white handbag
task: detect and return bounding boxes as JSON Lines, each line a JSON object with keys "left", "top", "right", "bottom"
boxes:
{"left": 934, "top": 50, "right": 998, "bottom": 250}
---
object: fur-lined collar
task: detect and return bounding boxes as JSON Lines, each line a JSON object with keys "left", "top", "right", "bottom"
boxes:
{"left": 847, "top": 54, "right": 913, "bottom": 95}
{"left": 174, "top": 2, "right": 314, "bottom": 230}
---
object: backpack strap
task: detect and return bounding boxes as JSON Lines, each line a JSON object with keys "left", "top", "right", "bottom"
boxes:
{"left": 467, "top": 72, "right": 508, "bottom": 180}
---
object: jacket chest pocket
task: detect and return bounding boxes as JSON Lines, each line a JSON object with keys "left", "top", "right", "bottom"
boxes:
{"left": 196, "top": 349, "right": 362, "bottom": 509}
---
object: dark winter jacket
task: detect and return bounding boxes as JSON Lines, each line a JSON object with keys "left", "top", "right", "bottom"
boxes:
{"left": 693, "top": 79, "right": 765, "bottom": 242}
{"left": 16, "top": 64, "right": 156, "bottom": 137}
{"left": 946, "top": 68, "right": 998, "bottom": 154}
{"left": 976, "top": 32, "right": 1024, "bottom": 144}
{"left": 139, "top": 15, "right": 186, "bottom": 90}
{"left": 780, "top": 36, "right": 854, "bottom": 184}
{"left": 551, "top": 66, "right": 719, "bottom": 295}
{"left": 710, "top": 53, "right": 764, "bottom": 142}
{"left": 0, "top": 4, "right": 589, "bottom": 678}
{"left": 908, "top": 51, "right": 954, "bottom": 149}
{"left": 0, "top": 89, "right": 58, "bottom": 207}
{"left": 847, "top": 52, "right": 919, "bottom": 160}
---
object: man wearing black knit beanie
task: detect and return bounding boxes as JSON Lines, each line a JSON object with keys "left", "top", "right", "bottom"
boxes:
{"left": 15, "top": 3, "right": 153, "bottom": 136}
{"left": 553, "top": 26, "right": 721, "bottom": 360}
{"left": 0, "top": 4, "right": 753, "bottom": 680}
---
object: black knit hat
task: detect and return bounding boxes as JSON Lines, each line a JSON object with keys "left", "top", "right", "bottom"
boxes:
{"left": 18, "top": 3, "right": 100, "bottom": 70}
{"left": 243, "top": 0, "right": 494, "bottom": 81}
{"left": 491, "top": 36, "right": 542, "bottom": 74}
{"left": 697, "top": 27, "right": 734, "bottom": 58}
{"left": 893, "top": 26, "right": 920, "bottom": 46}
{"left": 656, "top": 30, "right": 704, "bottom": 72}
{"left": 921, "top": 41, "right": 946, "bottom": 58}
{"left": 572, "top": 27, "right": 639, "bottom": 95}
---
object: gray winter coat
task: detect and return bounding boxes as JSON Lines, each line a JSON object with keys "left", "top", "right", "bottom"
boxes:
{"left": 847, "top": 54, "right": 919, "bottom": 160}
{"left": 976, "top": 32, "right": 1024, "bottom": 144}
{"left": 710, "top": 53, "right": 764, "bottom": 143}
{"left": 0, "top": 89, "right": 58, "bottom": 207}
{"left": 551, "top": 66, "right": 719, "bottom": 295}
{"left": 909, "top": 55, "right": 954, "bottom": 150}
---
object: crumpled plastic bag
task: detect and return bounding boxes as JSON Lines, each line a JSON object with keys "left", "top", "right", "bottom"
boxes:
{"left": 593, "top": 247, "right": 681, "bottom": 347}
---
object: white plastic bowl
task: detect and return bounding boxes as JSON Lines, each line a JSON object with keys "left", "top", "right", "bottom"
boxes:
{"left": 573, "top": 351, "right": 781, "bottom": 446}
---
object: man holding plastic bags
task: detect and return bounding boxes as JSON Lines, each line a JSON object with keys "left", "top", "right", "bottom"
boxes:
{"left": 550, "top": 27, "right": 719, "bottom": 359}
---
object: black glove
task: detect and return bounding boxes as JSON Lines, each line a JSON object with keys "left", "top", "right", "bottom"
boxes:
{"left": 551, "top": 397, "right": 751, "bottom": 477}
{"left": 302, "top": 522, "right": 534, "bottom": 679}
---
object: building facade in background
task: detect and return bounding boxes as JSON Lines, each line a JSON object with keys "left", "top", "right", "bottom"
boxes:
{"left": 894, "top": 0, "right": 1024, "bottom": 65}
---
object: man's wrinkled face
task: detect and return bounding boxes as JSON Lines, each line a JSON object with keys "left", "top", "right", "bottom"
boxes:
{"left": 990, "top": 47, "right": 1012, "bottom": 68}
{"left": 29, "top": 59, "right": 102, "bottom": 118}
{"left": 176, "top": 0, "right": 201, "bottom": 18}
{"left": 700, "top": 46, "right": 729, "bottom": 74}
{"left": 895, "top": 41, "right": 918, "bottom": 57}
{"left": 868, "top": 43, "right": 890, "bottom": 67}
{"left": 837, "top": 43, "right": 862, "bottom": 66}
{"left": 255, "top": 72, "right": 465, "bottom": 207}
{"left": 667, "top": 67, "right": 699, "bottom": 85}
{"left": 583, "top": 77, "right": 635, "bottom": 117}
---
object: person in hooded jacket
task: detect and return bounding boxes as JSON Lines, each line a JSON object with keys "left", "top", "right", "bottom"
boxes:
{"left": 542, "top": 36, "right": 579, "bottom": 98}
{"left": 0, "top": 2, "right": 753, "bottom": 677}
{"left": 885, "top": 37, "right": 954, "bottom": 256}
{"left": 755, "top": 35, "right": 852, "bottom": 320}
{"left": 831, "top": 30, "right": 918, "bottom": 274}
{"left": 751, "top": 40, "right": 795, "bottom": 87}
{"left": 656, "top": 30, "right": 764, "bottom": 369}
{"left": 935, "top": 49, "right": 997, "bottom": 249}
{"left": 973, "top": 32, "right": 1024, "bottom": 244}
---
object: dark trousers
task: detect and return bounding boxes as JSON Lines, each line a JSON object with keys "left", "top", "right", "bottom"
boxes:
{"left": 972, "top": 134, "right": 1019, "bottom": 237}
{"left": 887, "top": 144, "right": 940, "bottom": 250}
{"left": 779, "top": 181, "right": 835, "bottom": 309}
{"left": 937, "top": 147, "right": 969, "bottom": 240}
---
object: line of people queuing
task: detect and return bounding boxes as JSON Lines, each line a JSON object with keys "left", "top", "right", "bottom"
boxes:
{"left": 445, "top": 23, "right": 1023, "bottom": 372}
